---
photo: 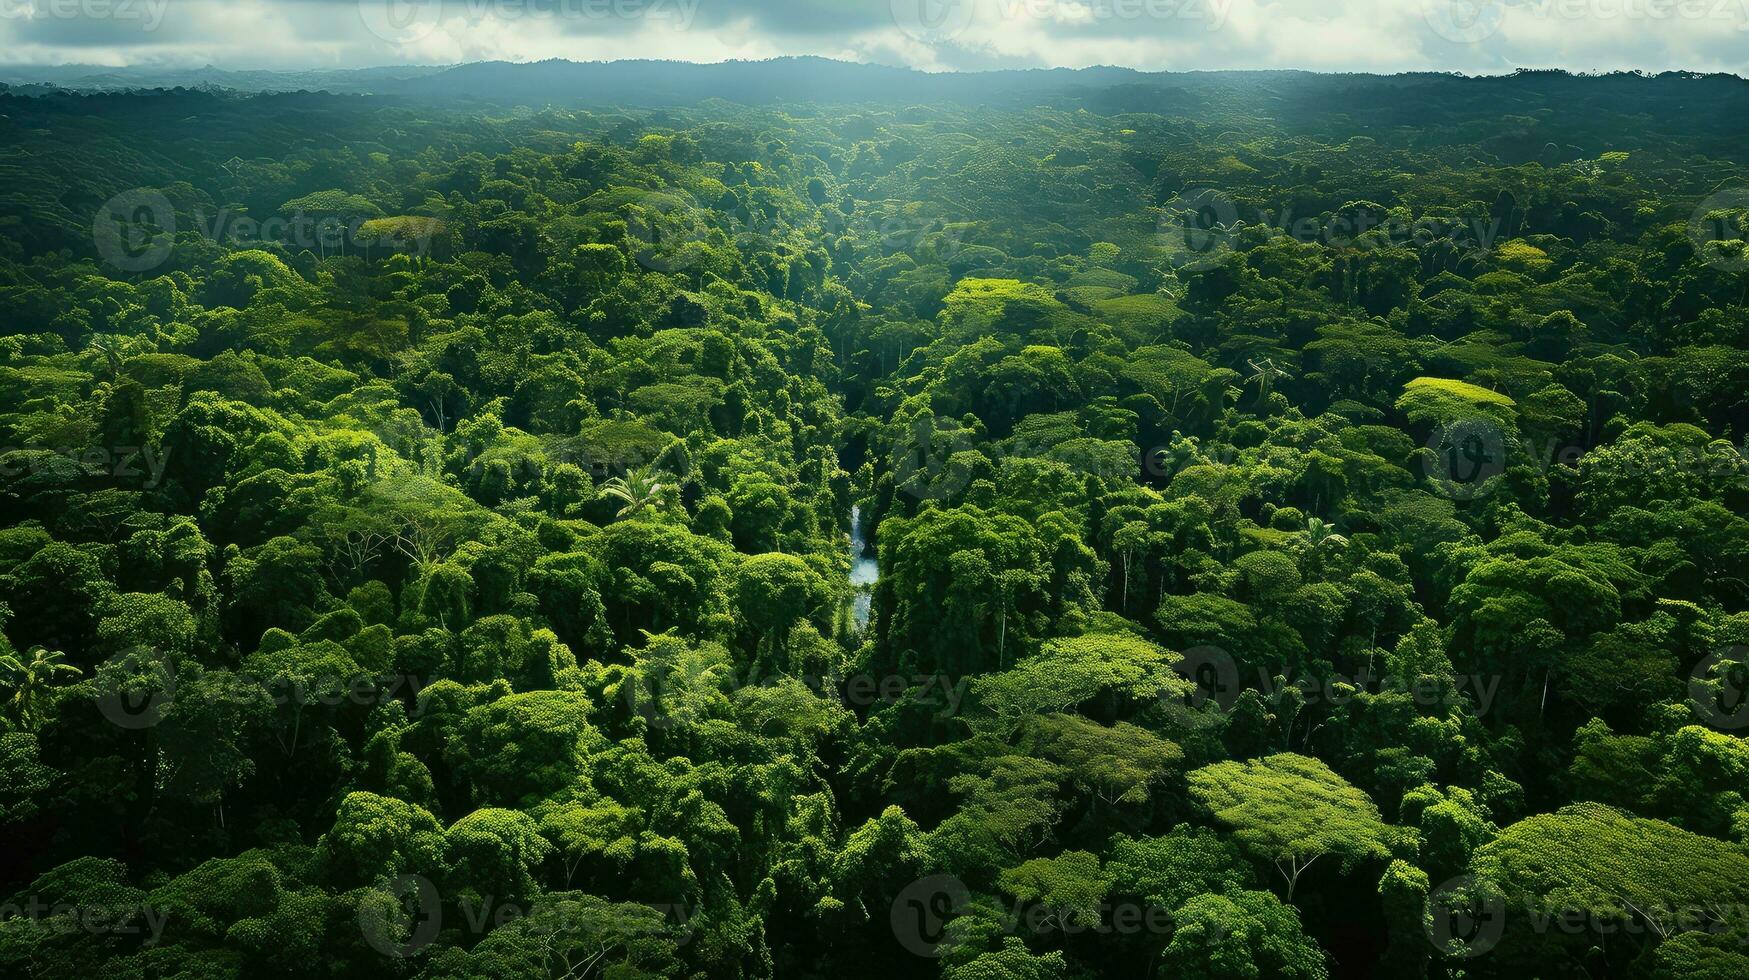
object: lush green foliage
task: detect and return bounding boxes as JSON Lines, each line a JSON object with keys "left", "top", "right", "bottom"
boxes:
{"left": 2, "top": 68, "right": 1748, "bottom": 979}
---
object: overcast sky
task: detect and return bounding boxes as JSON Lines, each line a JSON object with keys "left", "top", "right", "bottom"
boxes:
{"left": 3, "top": 0, "right": 1747, "bottom": 74}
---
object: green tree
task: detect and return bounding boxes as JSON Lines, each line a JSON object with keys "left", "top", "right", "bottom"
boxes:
{"left": 0, "top": 646, "right": 79, "bottom": 729}
{"left": 1161, "top": 888, "right": 1328, "bottom": 980}
{"left": 1187, "top": 753, "right": 1392, "bottom": 902}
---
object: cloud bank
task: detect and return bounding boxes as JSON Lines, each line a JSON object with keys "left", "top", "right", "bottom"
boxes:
{"left": 1, "top": 0, "right": 1746, "bottom": 73}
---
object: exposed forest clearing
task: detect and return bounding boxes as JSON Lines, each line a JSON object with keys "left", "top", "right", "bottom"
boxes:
{"left": 0, "top": 65, "right": 1748, "bottom": 979}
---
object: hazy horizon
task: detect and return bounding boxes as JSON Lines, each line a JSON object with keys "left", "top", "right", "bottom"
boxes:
{"left": 3, "top": 0, "right": 1747, "bottom": 76}
{"left": 9, "top": 54, "right": 1749, "bottom": 78}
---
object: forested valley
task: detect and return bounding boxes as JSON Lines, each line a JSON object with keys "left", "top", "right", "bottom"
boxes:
{"left": 2, "top": 65, "right": 1749, "bottom": 979}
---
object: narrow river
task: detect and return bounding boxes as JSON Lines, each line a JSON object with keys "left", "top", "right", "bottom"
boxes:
{"left": 849, "top": 504, "right": 878, "bottom": 631}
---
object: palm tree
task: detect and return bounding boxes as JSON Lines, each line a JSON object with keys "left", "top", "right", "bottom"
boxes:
{"left": 597, "top": 440, "right": 693, "bottom": 520}
{"left": 87, "top": 337, "right": 123, "bottom": 379}
{"left": 1245, "top": 357, "right": 1290, "bottom": 402}
{"left": 0, "top": 647, "right": 81, "bottom": 729}
{"left": 597, "top": 467, "right": 676, "bottom": 519}
{"left": 1302, "top": 516, "right": 1348, "bottom": 551}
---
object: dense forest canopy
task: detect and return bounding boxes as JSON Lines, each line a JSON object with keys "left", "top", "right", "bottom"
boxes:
{"left": 1, "top": 63, "right": 1748, "bottom": 979}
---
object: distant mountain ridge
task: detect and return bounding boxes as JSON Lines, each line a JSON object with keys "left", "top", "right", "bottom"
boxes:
{"left": 0, "top": 62, "right": 449, "bottom": 93}
{"left": 3, "top": 56, "right": 1746, "bottom": 114}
